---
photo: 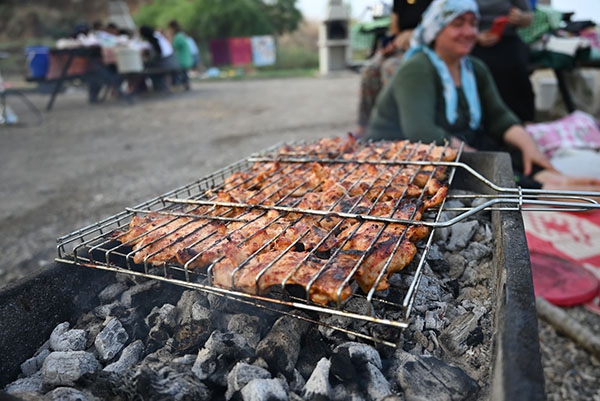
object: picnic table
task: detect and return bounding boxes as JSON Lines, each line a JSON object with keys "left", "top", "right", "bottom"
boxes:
{"left": 27, "top": 45, "right": 182, "bottom": 111}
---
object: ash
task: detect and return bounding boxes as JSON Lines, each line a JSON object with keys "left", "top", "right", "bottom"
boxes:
{"left": 5, "top": 197, "right": 495, "bottom": 401}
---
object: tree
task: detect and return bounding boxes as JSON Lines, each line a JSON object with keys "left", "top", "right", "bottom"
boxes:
{"left": 259, "top": 0, "right": 302, "bottom": 36}
{"left": 133, "top": 0, "right": 302, "bottom": 39}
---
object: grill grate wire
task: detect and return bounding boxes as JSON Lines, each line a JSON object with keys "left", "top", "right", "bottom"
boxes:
{"left": 56, "top": 139, "right": 600, "bottom": 346}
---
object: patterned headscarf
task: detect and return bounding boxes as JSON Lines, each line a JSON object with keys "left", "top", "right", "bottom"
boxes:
{"left": 404, "top": 0, "right": 481, "bottom": 130}
{"left": 409, "top": 0, "right": 480, "bottom": 49}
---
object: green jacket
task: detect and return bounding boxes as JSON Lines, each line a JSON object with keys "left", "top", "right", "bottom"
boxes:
{"left": 172, "top": 31, "right": 194, "bottom": 69}
{"left": 365, "top": 52, "right": 520, "bottom": 146}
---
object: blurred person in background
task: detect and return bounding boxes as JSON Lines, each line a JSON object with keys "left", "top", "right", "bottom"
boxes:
{"left": 355, "top": 0, "right": 433, "bottom": 137}
{"left": 472, "top": 0, "right": 535, "bottom": 122}
{"left": 139, "top": 25, "right": 179, "bottom": 92}
{"left": 168, "top": 20, "right": 194, "bottom": 91}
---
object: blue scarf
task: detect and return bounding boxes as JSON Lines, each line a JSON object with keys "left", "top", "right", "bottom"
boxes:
{"left": 420, "top": 47, "right": 481, "bottom": 129}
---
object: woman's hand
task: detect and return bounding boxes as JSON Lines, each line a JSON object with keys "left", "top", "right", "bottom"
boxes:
{"left": 449, "top": 136, "right": 477, "bottom": 152}
{"left": 393, "top": 30, "right": 414, "bottom": 51}
{"left": 533, "top": 170, "right": 600, "bottom": 199}
{"left": 507, "top": 7, "right": 533, "bottom": 28}
{"left": 503, "top": 125, "right": 556, "bottom": 176}
{"left": 477, "top": 31, "right": 501, "bottom": 47}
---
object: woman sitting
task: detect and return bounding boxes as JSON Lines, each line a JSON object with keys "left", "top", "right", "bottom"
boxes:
{"left": 139, "top": 25, "right": 180, "bottom": 92}
{"left": 364, "top": 0, "right": 600, "bottom": 192}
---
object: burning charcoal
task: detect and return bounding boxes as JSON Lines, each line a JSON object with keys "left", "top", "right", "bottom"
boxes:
{"left": 329, "top": 343, "right": 392, "bottom": 401}
{"left": 446, "top": 220, "right": 479, "bottom": 251}
{"left": 192, "top": 330, "right": 254, "bottom": 386}
{"left": 330, "top": 347, "right": 358, "bottom": 383}
{"left": 472, "top": 222, "right": 493, "bottom": 243}
{"left": 4, "top": 371, "right": 44, "bottom": 395}
{"left": 120, "top": 280, "right": 160, "bottom": 308}
{"left": 364, "top": 362, "right": 392, "bottom": 401}
{"left": 240, "top": 378, "right": 288, "bottom": 401}
{"left": 42, "top": 351, "right": 101, "bottom": 386}
{"left": 460, "top": 241, "right": 492, "bottom": 264}
{"left": 447, "top": 253, "right": 466, "bottom": 279}
{"left": 46, "top": 387, "right": 92, "bottom": 401}
{"left": 93, "top": 301, "right": 125, "bottom": 320}
{"left": 394, "top": 350, "right": 479, "bottom": 401}
{"left": 333, "top": 342, "right": 382, "bottom": 370}
{"left": 103, "top": 339, "right": 144, "bottom": 374}
{"left": 296, "top": 326, "right": 331, "bottom": 380}
{"left": 49, "top": 322, "right": 87, "bottom": 352}
{"left": 438, "top": 311, "right": 480, "bottom": 358}
{"left": 284, "top": 369, "right": 307, "bottom": 394}
{"left": 176, "top": 290, "right": 210, "bottom": 325}
{"left": 124, "top": 347, "right": 212, "bottom": 400}
{"left": 330, "top": 362, "right": 392, "bottom": 401}
{"left": 172, "top": 353, "right": 197, "bottom": 366}
{"left": 94, "top": 317, "right": 129, "bottom": 362}
{"left": 225, "top": 361, "right": 272, "bottom": 400}
{"left": 411, "top": 275, "right": 444, "bottom": 314}
{"left": 146, "top": 304, "right": 177, "bottom": 330}
{"left": 426, "top": 244, "right": 450, "bottom": 274}
{"left": 228, "top": 314, "right": 264, "bottom": 349}
{"left": 303, "top": 357, "right": 332, "bottom": 400}
{"left": 256, "top": 315, "right": 310, "bottom": 379}
{"left": 433, "top": 199, "right": 466, "bottom": 242}
{"left": 317, "top": 314, "right": 361, "bottom": 343}
{"left": 425, "top": 309, "right": 445, "bottom": 332}
{"left": 173, "top": 321, "right": 213, "bottom": 354}
{"left": 20, "top": 349, "right": 50, "bottom": 377}
{"left": 135, "top": 365, "right": 212, "bottom": 401}
{"left": 145, "top": 304, "right": 178, "bottom": 353}
{"left": 98, "top": 282, "right": 128, "bottom": 303}
{"left": 172, "top": 294, "right": 214, "bottom": 353}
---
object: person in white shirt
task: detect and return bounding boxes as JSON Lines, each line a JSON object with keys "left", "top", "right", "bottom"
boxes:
{"left": 139, "top": 25, "right": 179, "bottom": 91}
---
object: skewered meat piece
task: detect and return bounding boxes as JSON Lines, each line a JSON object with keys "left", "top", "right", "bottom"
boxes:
{"left": 211, "top": 248, "right": 354, "bottom": 306}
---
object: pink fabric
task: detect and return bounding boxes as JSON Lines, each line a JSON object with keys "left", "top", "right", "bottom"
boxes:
{"left": 580, "top": 29, "right": 600, "bottom": 52}
{"left": 526, "top": 111, "right": 600, "bottom": 157}
{"left": 209, "top": 39, "right": 230, "bottom": 66}
{"left": 229, "top": 37, "right": 252, "bottom": 66}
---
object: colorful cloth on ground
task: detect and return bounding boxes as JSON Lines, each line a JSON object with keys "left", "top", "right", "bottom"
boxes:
{"left": 525, "top": 111, "right": 600, "bottom": 158}
{"left": 524, "top": 209, "right": 600, "bottom": 310}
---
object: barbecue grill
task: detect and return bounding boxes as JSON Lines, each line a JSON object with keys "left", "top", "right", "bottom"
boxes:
{"left": 54, "top": 137, "right": 600, "bottom": 347}
{"left": 6, "top": 140, "right": 590, "bottom": 399}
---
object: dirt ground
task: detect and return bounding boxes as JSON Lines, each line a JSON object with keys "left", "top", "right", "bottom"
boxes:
{"left": 0, "top": 73, "right": 358, "bottom": 285}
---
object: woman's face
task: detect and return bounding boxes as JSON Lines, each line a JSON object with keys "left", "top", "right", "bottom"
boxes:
{"left": 435, "top": 12, "right": 478, "bottom": 59}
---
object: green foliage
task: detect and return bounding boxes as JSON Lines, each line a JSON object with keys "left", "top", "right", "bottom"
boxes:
{"left": 133, "top": 0, "right": 301, "bottom": 39}
{"left": 271, "top": 44, "right": 318, "bottom": 70}
{"left": 258, "top": 0, "right": 302, "bottom": 36}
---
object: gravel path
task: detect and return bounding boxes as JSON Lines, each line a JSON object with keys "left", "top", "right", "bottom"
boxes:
{"left": 1, "top": 73, "right": 598, "bottom": 399}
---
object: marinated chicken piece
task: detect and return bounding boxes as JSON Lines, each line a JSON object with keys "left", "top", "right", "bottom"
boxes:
{"left": 338, "top": 236, "right": 417, "bottom": 293}
{"left": 337, "top": 221, "right": 423, "bottom": 291}
{"left": 114, "top": 213, "right": 164, "bottom": 246}
{"left": 133, "top": 219, "right": 222, "bottom": 266}
{"left": 177, "top": 211, "right": 281, "bottom": 269}
{"left": 213, "top": 250, "right": 353, "bottom": 306}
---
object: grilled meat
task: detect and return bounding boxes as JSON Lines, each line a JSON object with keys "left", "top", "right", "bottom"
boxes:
{"left": 115, "top": 137, "right": 456, "bottom": 305}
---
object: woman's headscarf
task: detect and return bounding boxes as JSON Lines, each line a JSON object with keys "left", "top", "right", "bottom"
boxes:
{"left": 409, "top": 0, "right": 480, "bottom": 50}
{"left": 140, "top": 25, "right": 162, "bottom": 57}
{"left": 405, "top": 0, "right": 481, "bottom": 130}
